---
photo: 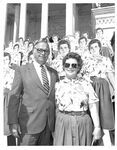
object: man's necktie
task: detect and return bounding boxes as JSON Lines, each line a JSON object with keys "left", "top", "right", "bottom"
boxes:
{"left": 41, "top": 65, "right": 49, "bottom": 95}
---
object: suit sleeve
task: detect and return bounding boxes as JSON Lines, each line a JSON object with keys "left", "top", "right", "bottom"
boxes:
{"left": 8, "top": 66, "right": 23, "bottom": 125}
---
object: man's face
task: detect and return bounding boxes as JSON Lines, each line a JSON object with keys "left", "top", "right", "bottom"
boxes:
{"left": 33, "top": 42, "right": 50, "bottom": 65}
{"left": 96, "top": 29, "right": 103, "bottom": 39}
{"left": 59, "top": 44, "right": 70, "bottom": 57}
{"left": 90, "top": 42, "right": 100, "bottom": 55}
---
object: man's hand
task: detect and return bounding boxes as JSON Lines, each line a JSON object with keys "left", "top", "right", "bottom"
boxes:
{"left": 9, "top": 124, "right": 21, "bottom": 138}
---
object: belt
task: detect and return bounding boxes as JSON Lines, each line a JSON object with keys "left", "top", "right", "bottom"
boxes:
{"left": 59, "top": 110, "right": 87, "bottom": 116}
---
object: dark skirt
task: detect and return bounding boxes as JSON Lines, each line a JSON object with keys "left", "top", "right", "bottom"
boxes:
{"left": 91, "top": 77, "right": 115, "bottom": 130}
{"left": 54, "top": 111, "right": 93, "bottom": 145}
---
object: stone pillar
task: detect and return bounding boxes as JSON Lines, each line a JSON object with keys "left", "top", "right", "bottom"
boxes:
{"left": 13, "top": 4, "right": 20, "bottom": 43}
{"left": 19, "top": 3, "right": 27, "bottom": 40}
{"left": 66, "top": 3, "right": 75, "bottom": 35}
{"left": 41, "top": 3, "right": 48, "bottom": 38}
{"left": 0, "top": 2, "right": 7, "bottom": 49}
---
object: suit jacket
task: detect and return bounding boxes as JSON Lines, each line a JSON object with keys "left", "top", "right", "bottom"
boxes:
{"left": 8, "top": 63, "right": 59, "bottom": 134}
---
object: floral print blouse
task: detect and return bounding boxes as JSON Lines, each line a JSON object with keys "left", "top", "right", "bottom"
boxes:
{"left": 81, "top": 54, "right": 114, "bottom": 79}
{"left": 55, "top": 77, "right": 99, "bottom": 112}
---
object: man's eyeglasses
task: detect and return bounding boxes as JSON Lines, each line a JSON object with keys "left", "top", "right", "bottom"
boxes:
{"left": 64, "top": 63, "right": 78, "bottom": 69}
{"left": 35, "top": 48, "right": 49, "bottom": 54}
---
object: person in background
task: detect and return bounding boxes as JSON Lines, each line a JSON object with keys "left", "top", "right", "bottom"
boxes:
{"left": 18, "top": 37, "right": 24, "bottom": 50}
{"left": 28, "top": 42, "right": 34, "bottom": 53}
{"left": 5, "top": 41, "right": 14, "bottom": 54}
{"left": 81, "top": 39, "right": 115, "bottom": 145}
{"left": 27, "top": 50, "right": 34, "bottom": 63}
{"left": 53, "top": 52, "right": 101, "bottom": 145}
{"left": 74, "top": 31, "right": 80, "bottom": 51}
{"left": 11, "top": 44, "right": 21, "bottom": 67}
{"left": 95, "top": 28, "right": 114, "bottom": 58}
{"left": 77, "top": 36, "right": 90, "bottom": 57}
{"left": 3, "top": 52, "right": 16, "bottom": 145}
{"left": 81, "top": 31, "right": 91, "bottom": 45}
{"left": 63, "top": 35, "right": 76, "bottom": 52}
{"left": 51, "top": 34, "right": 60, "bottom": 59}
{"left": 8, "top": 40, "right": 59, "bottom": 145}
{"left": 50, "top": 39, "right": 71, "bottom": 79}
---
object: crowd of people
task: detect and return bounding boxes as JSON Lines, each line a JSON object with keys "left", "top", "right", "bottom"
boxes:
{"left": 3, "top": 28, "right": 115, "bottom": 146}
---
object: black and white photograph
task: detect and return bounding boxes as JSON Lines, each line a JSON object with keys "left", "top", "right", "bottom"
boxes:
{"left": 0, "top": 0, "right": 115, "bottom": 148}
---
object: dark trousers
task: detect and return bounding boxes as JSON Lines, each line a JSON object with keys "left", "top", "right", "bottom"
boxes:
{"left": 20, "top": 122, "right": 53, "bottom": 145}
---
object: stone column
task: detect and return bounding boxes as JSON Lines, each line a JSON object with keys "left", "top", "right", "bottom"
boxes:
{"left": 66, "top": 3, "right": 75, "bottom": 35}
{"left": 41, "top": 3, "right": 48, "bottom": 38}
{"left": 19, "top": 3, "right": 27, "bottom": 40}
{"left": 13, "top": 4, "right": 20, "bottom": 43}
{"left": 0, "top": 2, "right": 7, "bottom": 49}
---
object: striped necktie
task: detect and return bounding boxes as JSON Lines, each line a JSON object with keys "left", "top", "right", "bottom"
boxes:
{"left": 40, "top": 65, "right": 49, "bottom": 95}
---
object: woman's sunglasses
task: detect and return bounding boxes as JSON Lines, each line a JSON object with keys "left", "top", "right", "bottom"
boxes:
{"left": 64, "top": 63, "right": 78, "bottom": 69}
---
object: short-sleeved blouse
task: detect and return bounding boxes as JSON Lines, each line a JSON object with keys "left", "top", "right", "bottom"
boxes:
{"left": 55, "top": 77, "right": 99, "bottom": 112}
{"left": 81, "top": 54, "right": 114, "bottom": 79}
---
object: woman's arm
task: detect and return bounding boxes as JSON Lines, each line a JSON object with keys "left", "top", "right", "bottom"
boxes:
{"left": 89, "top": 102, "right": 102, "bottom": 140}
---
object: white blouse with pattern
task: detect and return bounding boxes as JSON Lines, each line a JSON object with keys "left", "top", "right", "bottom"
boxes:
{"left": 55, "top": 77, "right": 99, "bottom": 112}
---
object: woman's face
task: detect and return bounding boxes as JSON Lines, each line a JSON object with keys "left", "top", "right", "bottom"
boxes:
{"left": 64, "top": 58, "right": 79, "bottom": 79}
{"left": 4, "top": 56, "right": 10, "bottom": 66}
{"left": 79, "top": 39, "right": 87, "bottom": 48}
{"left": 59, "top": 44, "right": 70, "bottom": 57}
{"left": 52, "top": 36, "right": 58, "bottom": 42}
{"left": 89, "top": 42, "right": 100, "bottom": 55}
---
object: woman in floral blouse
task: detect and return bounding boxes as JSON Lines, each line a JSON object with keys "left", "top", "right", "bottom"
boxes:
{"left": 53, "top": 52, "right": 101, "bottom": 145}
{"left": 50, "top": 39, "right": 70, "bottom": 79}
{"left": 83, "top": 39, "right": 115, "bottom": 145}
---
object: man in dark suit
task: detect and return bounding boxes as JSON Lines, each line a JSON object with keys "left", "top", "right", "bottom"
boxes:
{"left": 8, "top": 40, "right": 59, "bottom": 145}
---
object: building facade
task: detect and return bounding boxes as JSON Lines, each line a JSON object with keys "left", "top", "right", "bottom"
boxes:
{"left": 4, "top": 3, "right": 115, "bottom": 47}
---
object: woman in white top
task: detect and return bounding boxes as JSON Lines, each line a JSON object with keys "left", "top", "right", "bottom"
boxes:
{"left": 53, "top": 52, "right": 101, "bottom": 145}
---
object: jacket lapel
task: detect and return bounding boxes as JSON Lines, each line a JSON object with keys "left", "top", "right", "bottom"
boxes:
{"left": 28, "top": 63, "right": 55, "bottom": 95}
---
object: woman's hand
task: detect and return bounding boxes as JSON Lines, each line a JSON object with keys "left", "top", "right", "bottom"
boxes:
{"left": 93, "top": 127, "right": 102, "bottom": 140}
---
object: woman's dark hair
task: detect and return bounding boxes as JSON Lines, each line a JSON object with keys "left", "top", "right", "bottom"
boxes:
{"left": 13, "top": 43, "right": 19, "bottom": 49}
{"left": 78, "top": 36, "right": 87, "bottom": 44}
{"left": 58, "top": 39, "right": 71, "bottom": 50}
{"left": 62, "top": 52, "right": 83, "bottom": 73}
{"left": 88, "top": 39, "right": 102, "bottom": 51}
{"left": 4, "top": 52, "right": 11, "bottom": 62}
{"left": 28, "top": 41, "right": 34, "bottom": 47}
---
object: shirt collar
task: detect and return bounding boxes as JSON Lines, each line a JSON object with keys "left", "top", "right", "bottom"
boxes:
{"left": 33, "top": 59, "right": 46, "bottom": 68}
